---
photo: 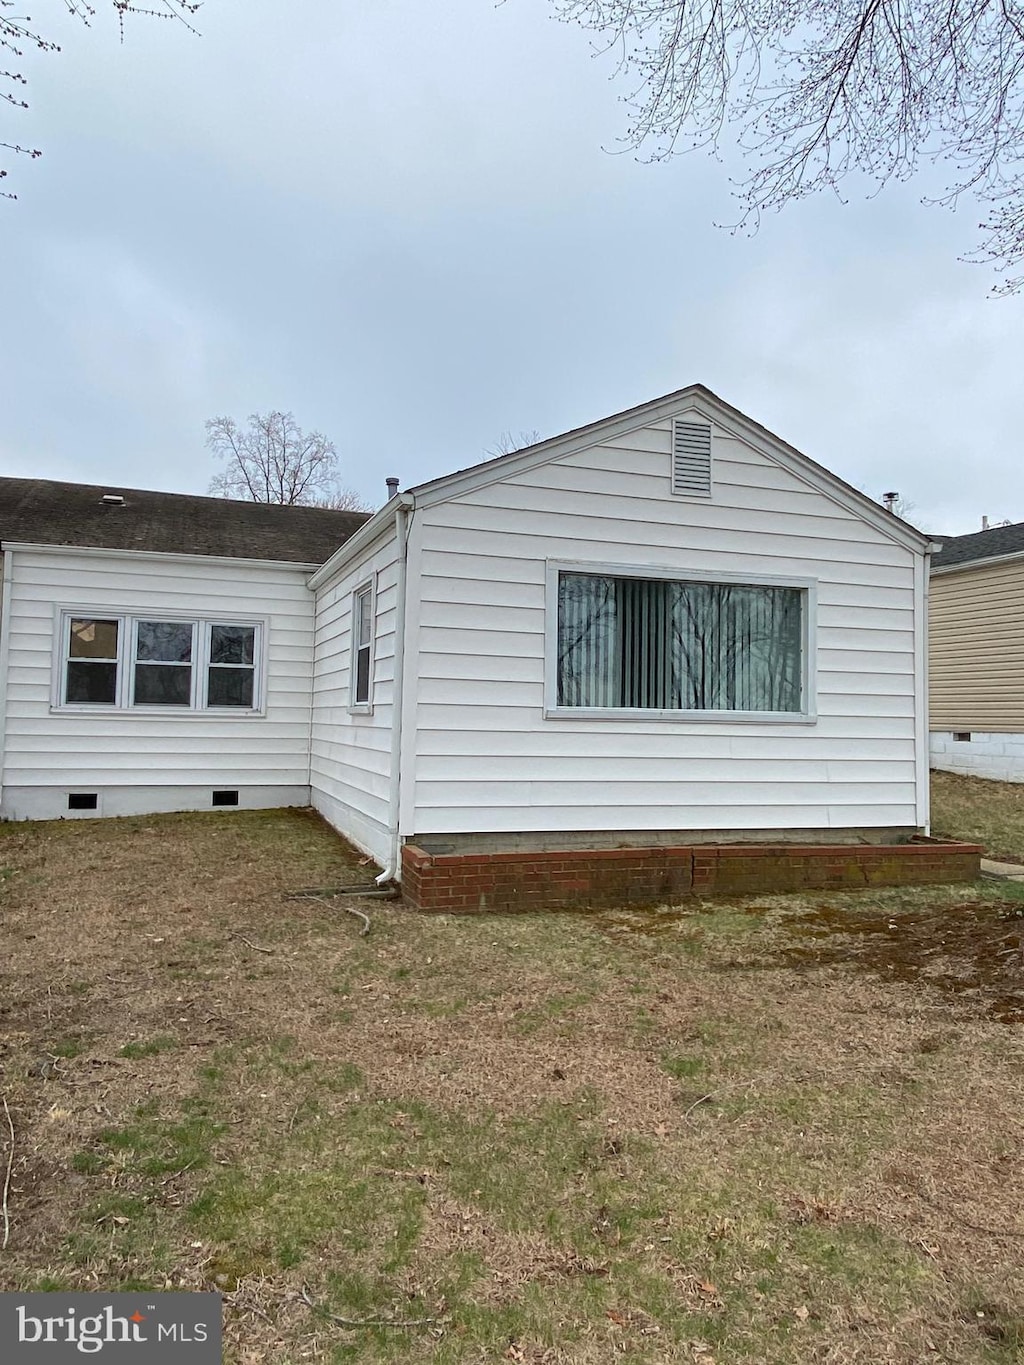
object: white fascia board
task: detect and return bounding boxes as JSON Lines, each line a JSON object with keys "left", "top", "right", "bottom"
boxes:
{"left": 307, "top": 495, "right": 410, "bottom": 591}
{"left": 931, "top": 547, "right": 1024, "bottom": 576}
{"left": 0, "top": 542, "right": 321, "bottom": 572}
{"left": 700, "top": 401, "right": 933, "bottom": 554}
{"left": 408, "top": 385, "right": 932, "bottom": 556}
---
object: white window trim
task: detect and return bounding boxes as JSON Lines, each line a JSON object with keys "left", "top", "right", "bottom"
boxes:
{"left": 52, "top": 609, "right": 268, "bottom": 716}
{"left": 348, "top": 578, "right": 376, "bottom": 715}
{"left": 543, "top": 559, "right": 818, "bottom": 724}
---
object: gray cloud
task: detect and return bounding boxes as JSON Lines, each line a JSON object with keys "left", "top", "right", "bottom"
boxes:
{"left": 2, "top": 0, "right": 1021, "bottom": 532}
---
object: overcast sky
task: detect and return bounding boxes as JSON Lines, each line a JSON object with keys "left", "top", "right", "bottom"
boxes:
{"left": 3, "top": 0, "right": 1021, "bottom": 535}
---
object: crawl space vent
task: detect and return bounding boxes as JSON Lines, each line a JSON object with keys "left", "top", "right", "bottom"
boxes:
{"left": 671, "top": 420, "right": 713, "bottom": 498}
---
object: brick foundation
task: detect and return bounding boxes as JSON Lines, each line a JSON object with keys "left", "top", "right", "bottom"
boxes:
{"left": 400, "top": 837, "right": 982, "bottom": 914}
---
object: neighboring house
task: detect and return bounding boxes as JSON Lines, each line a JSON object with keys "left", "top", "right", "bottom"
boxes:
{"left": 930, "top": 521, "right": 1024, "bottom": 781}
{"left": 0, "top": 385, "right": 940, "bottom": 896}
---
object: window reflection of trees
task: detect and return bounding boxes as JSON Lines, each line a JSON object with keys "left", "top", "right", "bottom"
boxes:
{"left": 558, "top": 573, "right": 802, "bottom": 712}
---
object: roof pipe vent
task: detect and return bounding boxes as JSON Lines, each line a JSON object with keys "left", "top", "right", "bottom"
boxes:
{"left": 882, "top": 491, "right": 899, "bottom": 514}
{"left": 100, "top": 494, "right": 125, "bottom": 507}
{"left": 385, "top": 477, "right": 400, "bottom": 500}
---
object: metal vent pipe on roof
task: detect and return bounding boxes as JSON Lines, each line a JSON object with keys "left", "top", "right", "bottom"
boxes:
{"left": 386, "top": 477, "right": 400, "bottom": 500}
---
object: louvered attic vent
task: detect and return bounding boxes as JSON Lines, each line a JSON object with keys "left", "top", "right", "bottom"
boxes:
{"left": 671, "top": 420, "right": 713, "bottom": 498}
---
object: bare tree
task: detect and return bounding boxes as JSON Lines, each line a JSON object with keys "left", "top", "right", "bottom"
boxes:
{"left": 206, "top": 411, "right": 367, "bottom": 509}
{"left": 552, "top": 0, "right": 1024, "bottom": 289}
{"left": 485, "top": 429, "right": 542, "bottom": 457}
{"left": 2, "top": 0, "right": 199, "bottom": 196}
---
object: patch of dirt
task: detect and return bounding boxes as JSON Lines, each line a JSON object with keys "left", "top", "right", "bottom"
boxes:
{"left": 777, "top": 899, "right": 1024, "bottom": 1023}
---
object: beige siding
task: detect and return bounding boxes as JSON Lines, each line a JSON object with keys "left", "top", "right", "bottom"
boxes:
{"left": 930, "top": 558, "right": 1024, "bottom": 731}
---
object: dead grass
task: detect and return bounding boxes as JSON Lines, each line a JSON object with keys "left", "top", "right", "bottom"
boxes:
{"left": 2, "top": 808, "right": 1024, "bottom": 1363}
{"left": 931, "top": 768, "right": 1024, "bottom": 862}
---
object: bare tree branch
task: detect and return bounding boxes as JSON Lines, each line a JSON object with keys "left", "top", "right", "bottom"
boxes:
{"left": 485, "top": 429, "right": 542, "bottom": 457}
{"left": 552, "top": 0, "right": 1024, "bottom": 288}
{"left": 206, "top": 411, "right": 368, "bottom": 509}
{"left": 1, "top": 0, "right": 200, "bottom": 195}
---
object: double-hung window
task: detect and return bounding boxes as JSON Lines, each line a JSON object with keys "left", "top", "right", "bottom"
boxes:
{"left": 66, "top": 619, "right": 121, "bottom": 704}
{"left": 133, "top": 620, "right": 194, "bottom": 706}
{"left": 350, "top": 583, "right": 374, "bottom": 709}
{"left": 551, "top": 565, "right": 811, "bottom": 718}
{"left": 58, "top": 614, "right": 263, "bottom": 712}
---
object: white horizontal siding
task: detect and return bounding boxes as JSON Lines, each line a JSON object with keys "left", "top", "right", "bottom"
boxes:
{"left": 309, "top": 529, "right": 398, "bottom": 865}
{"left": 406, "top": 417, "right": 923, "bottom": 836}
{"left": 1, "top": 548, "right": 316, "bottom": 797}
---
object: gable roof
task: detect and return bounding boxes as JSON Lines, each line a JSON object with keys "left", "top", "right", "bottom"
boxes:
{"left": 0, "top": 478, "right": 371, "bottom": 564}
{"left": 932, "top": 522, "right": 1024, "bottom": 571}
{"left": 407, "top": 383, "right": 933, "bottom": 554}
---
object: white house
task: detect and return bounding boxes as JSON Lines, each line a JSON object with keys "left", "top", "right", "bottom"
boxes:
{"left": 0, "top": 386, "right": 940, "bottom": 896}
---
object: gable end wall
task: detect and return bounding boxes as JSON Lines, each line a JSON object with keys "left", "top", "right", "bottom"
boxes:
{"left": 404, "top": 413, "right": 925, "bottom": 839}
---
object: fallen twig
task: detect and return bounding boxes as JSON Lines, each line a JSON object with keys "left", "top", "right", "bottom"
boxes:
{"left": 299, "top": 1284, "right": 439, "bottom": 1329}
{"left": 341, "top": 906, "right": 371, "bottom": 936}
{"left": 917, "top": 1187, "right": 1024, "bottom": 1240}
{"left": 231, "top": 933, "right": 274, "bottom": 955}
{"left": 2, "top": 1094, "right": 14, "bottom": 1250}
{"left": 681, "top": 1079, "right": 758, "bottom": 1123}
{"left": 286, "top": 1093, "right": 311, "bottom": 1134}
{"left": 293, "top": 896, "right": 374, "bottom": 934}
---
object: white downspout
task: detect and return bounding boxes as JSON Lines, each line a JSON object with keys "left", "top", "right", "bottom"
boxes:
{"left": 375, "top": 495, "right": 413, "bottom": 885}
{"left": 920, "top": 544, "right": 936, "bottom": 835}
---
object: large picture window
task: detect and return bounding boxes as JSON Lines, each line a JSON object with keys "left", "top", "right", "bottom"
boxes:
{"left": 554, "top": 569, "right": 808, "bottom": 716}
{"left": 58, "top": 614, "right": 263, "bottom": 712}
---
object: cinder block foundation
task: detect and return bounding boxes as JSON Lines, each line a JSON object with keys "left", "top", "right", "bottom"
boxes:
{"left": 401, "top": 837, "right": 983, "bottom": 914}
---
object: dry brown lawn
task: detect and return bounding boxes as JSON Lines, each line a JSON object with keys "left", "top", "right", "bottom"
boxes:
{"left": 1, "top": 806, "right": 1023, "bottom": 1364}
{"left": 932, "top": 768, "right": 1024, "bottom": 863}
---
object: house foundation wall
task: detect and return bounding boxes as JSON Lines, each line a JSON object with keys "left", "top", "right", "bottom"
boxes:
{"left": 401, "top": 838, "right": 982, "bottom": 914}
{"left": 0, "top": 784, "right": 311, "bottom": 821}
{"left": 930, "top": 732, "right": 1024, "bottom": 782}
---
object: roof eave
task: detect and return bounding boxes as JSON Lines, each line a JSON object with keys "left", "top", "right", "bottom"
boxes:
{"left": 307, "top": 493, "right": 413, "bottom": 590}
{"left": 0, "top": 541, "right": 323, "bottom": 572}
{"left": 932, "top": 546, "right": 1024, "bottom": 575}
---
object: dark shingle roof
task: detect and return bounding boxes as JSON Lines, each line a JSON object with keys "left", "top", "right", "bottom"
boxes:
{"left": 0, "top": 478, "right": 372, "bottom": 564}
{"left": 932, "top": 522, "right": 1024, "bottom": 570}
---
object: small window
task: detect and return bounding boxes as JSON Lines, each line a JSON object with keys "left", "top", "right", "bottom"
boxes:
{"left": 66, "top": 619, "right": 120, "bottom": 704}
{"left": 671, "top": 420, "right": 712, "bottom": 498}
{"left": 67, "top": 792, "right": 98, "bottom": 811}
{"left": 212, "top": 789, "right": 239, "bottom": 807}
{"left": 351, "top": 584, "right": 373, "bottom": 707}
